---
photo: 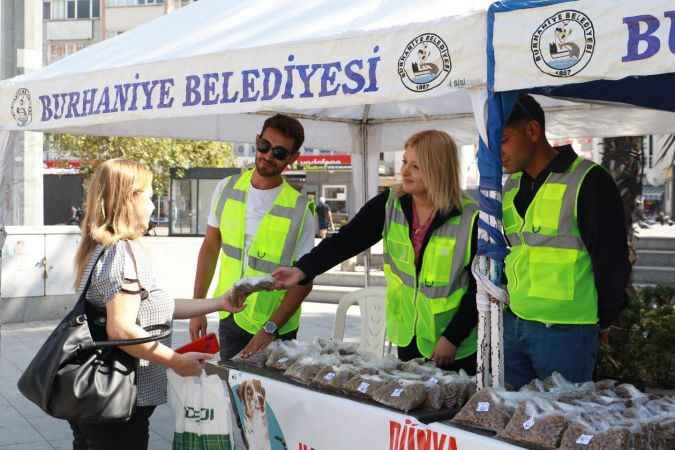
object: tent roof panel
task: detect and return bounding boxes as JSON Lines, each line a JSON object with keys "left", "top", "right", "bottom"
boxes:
{"left": 19, "top": 0, "right": 492, "bottom": 82}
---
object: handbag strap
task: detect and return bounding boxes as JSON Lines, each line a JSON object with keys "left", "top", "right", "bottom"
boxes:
{"left": 80, "top": 323, "right": 172, "bottom": 350}
{"left": 77, "top": 247, "right": 106, "bottom": 304}
{"left": 79, "top": 241, "right": 172, "bottom": 351}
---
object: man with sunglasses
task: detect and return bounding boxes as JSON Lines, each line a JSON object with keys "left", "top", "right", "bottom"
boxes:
{"left": 500, "top": 94, "right": 630, "bottom": 389}
{"left": 190, "top": 114, "right": 316, "bottom": 360}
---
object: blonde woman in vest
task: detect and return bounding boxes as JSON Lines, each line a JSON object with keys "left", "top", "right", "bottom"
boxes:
{"left": 69, "top": 159, "right": 246, "bottom": 450}
{"left": 274, "top": 130, "right": 480, "bottom": 373}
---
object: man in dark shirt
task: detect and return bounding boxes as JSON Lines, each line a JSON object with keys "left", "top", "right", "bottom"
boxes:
{"left": 316, "top": 196, "right": 334, "bottom": 238}
{"left": 499, "top": 94, "right": 630, "bottom": 389}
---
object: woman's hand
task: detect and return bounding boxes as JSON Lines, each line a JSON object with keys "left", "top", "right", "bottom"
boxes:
{"left": 272, "top": 266, "right": 306, "bottom": 289}
{"left": 431, "top": 337, "right": 457, "bottom": 368}
{"left": 221, "top": 291, "right": 248, "bottom": 313}
{"left": 172, "top": 352, "right": 213, "bottom": 377}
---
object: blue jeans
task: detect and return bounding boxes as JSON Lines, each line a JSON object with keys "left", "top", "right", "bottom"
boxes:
{"left": 504, "top": 309, "right": 599, "bottom": 390}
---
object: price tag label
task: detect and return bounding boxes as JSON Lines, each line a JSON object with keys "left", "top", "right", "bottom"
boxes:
{"left": 523, "top": 417, "right": 535, "bottom": 430}
{"left": 357, "top": 382, "right": 370, "bottom": 394}
{"left": 324, "top": 372, "right": 336, "bottom": 381}
{"left": 576, "top": 435, "right": 593, "bottom": 445}
{"left": 476, "top": 402, "right": 490, "bottom": 412}
{"left": 391, "top": 388, "right": 404, "bottom": 397}
{"left": 278, "top": 357, "right": 289, "bottom": 364}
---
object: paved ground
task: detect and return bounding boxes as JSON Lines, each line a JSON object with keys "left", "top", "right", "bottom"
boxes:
{"left": 0, "top": 303, "right": 362, "bottom": 449}
{"left": 635, "top": 223, "right": 675, "bottom": 238}
{"left": 2, "top": 224, "right": 673, "bottom": 448}
{"left": 141, "top": 235, "right": 384, "bottom": 301}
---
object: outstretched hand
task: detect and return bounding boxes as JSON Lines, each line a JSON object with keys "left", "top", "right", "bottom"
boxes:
{"left": 221, "top": 291, "right": 248, "bottom": 313}
{"left": 271, "top": 266, "right": 306, "bottom": 289}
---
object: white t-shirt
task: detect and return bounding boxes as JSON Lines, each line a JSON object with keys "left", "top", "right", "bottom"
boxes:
{"left": 207, "top": 178, "right": 316, "bottom": 264}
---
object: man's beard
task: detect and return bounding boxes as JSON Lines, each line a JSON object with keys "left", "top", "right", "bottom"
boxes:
{"left": 255, "top": 157, "right": 282, "bottom": 177}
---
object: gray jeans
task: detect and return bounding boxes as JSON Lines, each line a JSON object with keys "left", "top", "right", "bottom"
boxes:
{"left": 218, "top": 315, "right": 298, "bottom": 361}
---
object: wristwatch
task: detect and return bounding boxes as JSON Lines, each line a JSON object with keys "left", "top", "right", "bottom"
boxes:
{"left": 263, "top": 320, "right": 278, "bottom": 336}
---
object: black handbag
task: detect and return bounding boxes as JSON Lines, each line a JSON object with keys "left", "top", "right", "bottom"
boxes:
{"left": 17, "top": 248, "right": 172, "bottom": 423}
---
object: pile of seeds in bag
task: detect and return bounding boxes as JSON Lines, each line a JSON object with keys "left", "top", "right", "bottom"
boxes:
{"left": 234, "top": 339, "right": 476, "bottom": 413}
{"left": 450, "top": 372, "right": 675, "bottom": 450}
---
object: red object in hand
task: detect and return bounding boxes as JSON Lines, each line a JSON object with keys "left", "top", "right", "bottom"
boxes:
{"left": 175, "top": 333, "right": 219, "bottom": 354}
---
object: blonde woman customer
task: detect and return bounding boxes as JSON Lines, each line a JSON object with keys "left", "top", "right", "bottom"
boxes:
{"left": 274, "top": 131, "right": 480, "bottom": 373}
{"left": 69, "top": 159, "right": 245, "bottom": 450}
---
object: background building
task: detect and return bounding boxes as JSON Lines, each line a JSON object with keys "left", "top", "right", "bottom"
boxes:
{"left": 40, "top": 0, "right": 198, "bottom": 225}
{"left": 1, "top": 0, "right": 44, "bottom": 226}
{"left": 42, "top": 0, "right": 198, "bottom": 65}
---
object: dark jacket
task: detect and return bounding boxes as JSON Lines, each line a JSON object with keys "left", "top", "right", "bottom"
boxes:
{"left": 509, "top": 145, "right": 630, "bottom": 328}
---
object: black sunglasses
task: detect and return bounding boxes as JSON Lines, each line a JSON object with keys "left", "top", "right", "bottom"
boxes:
{"left": 256, "top": 135, "right": 292, "bottom": 161}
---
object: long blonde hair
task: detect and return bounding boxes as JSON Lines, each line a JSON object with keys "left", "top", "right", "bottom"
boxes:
{"left": 74, "top": 159, "right": 153, "bottom": 287}
{"left": 399, "top": 130, "right": 462, "bottom": 214}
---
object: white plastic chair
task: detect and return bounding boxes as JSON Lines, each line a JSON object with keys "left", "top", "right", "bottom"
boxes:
{"left": 333, "top": 287, "right": 392, "bottom": 357}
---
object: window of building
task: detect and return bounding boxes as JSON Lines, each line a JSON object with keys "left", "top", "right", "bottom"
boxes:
{"left": 51, "top": 0, "right": 66, "bottom": 19}
{"left": 322, "top": 185, "right": 348, "bottom": 218}
{"left": 108, "top": 0, "right": 163, "bottom": 5}
{"left": 50, "top": 0, "right": 99, "bottom": 19}
{"left": 67, "top": 0, "right": 76, "bottom": 18}
{"left": 76, "top": 0, "right": 90, "bottom": 18}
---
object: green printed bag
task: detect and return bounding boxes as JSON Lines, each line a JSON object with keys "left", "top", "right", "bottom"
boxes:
{"left": 168, "top": 371, "right": 232, "bottom": 450}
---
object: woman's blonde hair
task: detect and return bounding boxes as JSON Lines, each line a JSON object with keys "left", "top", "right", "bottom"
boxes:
{"left": 74, "top": 159, "right": 153, "bottom": 287}
{"left": 399, "top": 130, "right": 462, "bottom": 214}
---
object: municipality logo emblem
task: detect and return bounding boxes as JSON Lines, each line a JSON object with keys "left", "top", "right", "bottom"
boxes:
{"left": 11, "top": 88, "right": 32, "bottom": 127}
{"left": 398, "top": 33, "right": 451, "bottom": 92}
{"left": 531, "top": 10, "right": 595, "bottom": 78}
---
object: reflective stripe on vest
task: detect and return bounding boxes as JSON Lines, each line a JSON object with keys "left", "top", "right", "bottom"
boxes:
{"left": 214, "top": 169, "right": 313, "bottom": 334}
{"left": 503, "top": 157, "right": 599, "bottom": 325}
{"left": 383, "top": 191, "right": 478, "bottom": 359}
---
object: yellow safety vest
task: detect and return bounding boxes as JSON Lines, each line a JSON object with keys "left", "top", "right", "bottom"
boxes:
{"left": 383, "top": 191, "right": 478, "bottom": 359}
{"left": 502, "top": 156, "right": 599, "bottom": 324}
{"left": 214, "top": 169, "right": 314, "bottom": 335}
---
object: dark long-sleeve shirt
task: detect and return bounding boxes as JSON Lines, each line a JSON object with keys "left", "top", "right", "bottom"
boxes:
{"left": 296, "top": 189, "right": 479, "bottom": 348}
{"left": 511, "top": 145, "right": 630, "bottom": 328}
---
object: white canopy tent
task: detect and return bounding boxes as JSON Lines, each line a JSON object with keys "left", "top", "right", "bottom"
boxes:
{"left": 3, "top": 0, "right": 675, "bottom": 391}
{"left": 4, "top": 0, "right": 674, "bottom": 164}
{"left": 3, "top": 0, "right": 675, "bottom": 188}
{"left": 1, "top": 0, "right": 498, "bottom": 206}
{"left": 0, "top": 0, "right": 493, "bottom": 146}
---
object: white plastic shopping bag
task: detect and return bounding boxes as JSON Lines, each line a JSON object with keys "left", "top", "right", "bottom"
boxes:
{"left": 168, "top": 371, "right": 233, "bottom": 450}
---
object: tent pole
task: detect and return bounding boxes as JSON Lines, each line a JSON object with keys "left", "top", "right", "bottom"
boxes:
{"left": 476, "top": 254, "right": 492, "bottom": 390}
{"left": 361, "top": 105, "right": 371, "bottom": 288}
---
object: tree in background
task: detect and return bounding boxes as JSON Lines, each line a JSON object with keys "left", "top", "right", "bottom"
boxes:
{"left": 600, "top": 136, "right": 644, "bottom": 266}
{"left": 596, "top": 137, "right": 675, "bottom": 388}
{"left": 48, "top": 134, "right": 235, "bottom": 195}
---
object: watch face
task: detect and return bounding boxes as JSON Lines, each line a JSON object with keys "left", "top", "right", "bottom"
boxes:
{"left": 264, "top": 321, "right": 277, "bottom": 334}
